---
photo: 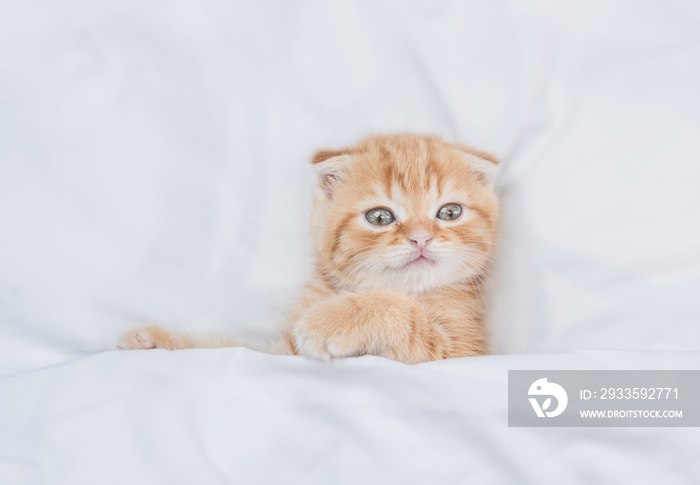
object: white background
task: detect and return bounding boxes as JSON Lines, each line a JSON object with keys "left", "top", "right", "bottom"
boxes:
{"left": 2, "top": 0, "right": 698, "bottom": 374}
{"left": 1, "top": 1, "right": 699, "bottom": 482}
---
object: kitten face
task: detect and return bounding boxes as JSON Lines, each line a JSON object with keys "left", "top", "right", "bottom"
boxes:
{"left": 310, "top": 134, "right": 499, "bottom": 294}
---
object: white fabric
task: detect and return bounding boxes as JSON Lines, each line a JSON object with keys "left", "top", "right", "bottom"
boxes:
{"left": 1, "top": 349, "right": 699, "bottom": 484}
{"left": 1, "top": 0, "right": 700, "bottom": 482}
{"left": 2, "top": 0, "right": 699, "bottom": 372}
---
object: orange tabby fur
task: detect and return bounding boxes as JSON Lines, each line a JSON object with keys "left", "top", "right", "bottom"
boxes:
{"left": 118, "top": 134, "right": 499, "bottom": 364}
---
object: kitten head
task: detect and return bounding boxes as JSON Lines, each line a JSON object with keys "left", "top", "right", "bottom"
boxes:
{"left": 310, "top": 134, "right": 499, "bottom": 294}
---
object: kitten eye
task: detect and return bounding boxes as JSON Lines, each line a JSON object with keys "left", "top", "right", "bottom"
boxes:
{"left": 365, "top": 208, "right": 395, "bottom": 226}
{"left": 437, "top": 203, "right": 462, "bottom": 221}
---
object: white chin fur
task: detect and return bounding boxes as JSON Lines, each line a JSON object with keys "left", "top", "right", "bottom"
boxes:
{"left": 355, "top": 261, "right": 482, "bottom": 294}
{"left": 343, "top": 247, "right": 489, "bottom": 294}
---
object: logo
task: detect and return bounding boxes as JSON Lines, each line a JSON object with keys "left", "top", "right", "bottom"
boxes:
{"left": 528, "top": 378, "right": 568, "bottom": 417}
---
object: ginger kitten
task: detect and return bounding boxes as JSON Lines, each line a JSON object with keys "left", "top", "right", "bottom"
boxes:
{"left": 118, "top": 134, "right": 499, "bottom": 364}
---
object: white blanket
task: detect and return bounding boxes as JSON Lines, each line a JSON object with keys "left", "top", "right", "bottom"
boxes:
{"left": 2, "top": 349, "right": 699, "bottom": 484}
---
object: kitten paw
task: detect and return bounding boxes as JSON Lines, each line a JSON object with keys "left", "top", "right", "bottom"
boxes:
{"left": 117, "top": 326, "right": 182, "bottom": 350}
{"left": 293, "top": 315, "right": 366, "bottom": 360}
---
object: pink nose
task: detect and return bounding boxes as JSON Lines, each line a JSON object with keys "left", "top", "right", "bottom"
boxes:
{"left": 408, "top": 230, "right": 434, "bottom": 249}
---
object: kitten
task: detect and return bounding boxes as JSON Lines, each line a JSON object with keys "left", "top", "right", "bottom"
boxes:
{"left": 118, "top": 134, "right": 500, "bottom": 364}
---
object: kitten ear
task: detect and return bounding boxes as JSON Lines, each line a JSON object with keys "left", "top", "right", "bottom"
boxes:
{"left": 311, "top": 149, "right": 353, "bottom": 200}
{"left": 452, "top": 145, "right": 500, "bottom": 188}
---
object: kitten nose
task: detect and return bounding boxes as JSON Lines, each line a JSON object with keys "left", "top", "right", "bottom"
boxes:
{"left": 408, "top": 230, "right": 434, "bottom": 248}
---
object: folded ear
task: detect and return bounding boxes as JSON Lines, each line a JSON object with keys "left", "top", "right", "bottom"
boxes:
{"left": 452, "top": 144, "right": 500, "bottom": 188}
{"left": 311, "top": 148, "right": 354, "bottom": 200}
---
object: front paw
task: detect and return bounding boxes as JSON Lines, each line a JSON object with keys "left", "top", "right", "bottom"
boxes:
{"left": 292, "top": 305, "right": 367, "bottom": 360}
{"left": 117, "top": 325, "right": 182, "bottom": 350}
